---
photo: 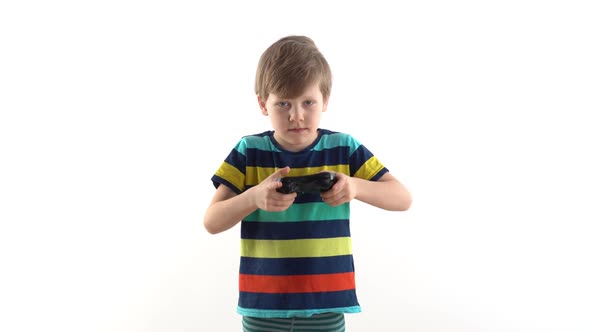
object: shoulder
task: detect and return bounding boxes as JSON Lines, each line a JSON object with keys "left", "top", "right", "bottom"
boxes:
{"left": 317, "top": 129, "right": 362, "bottom": 149}
{"left": 234, "top": 131, "right": 274, "bottom": 153}
{"left": 240, "top": 130, "right": 273, "bottom": 142}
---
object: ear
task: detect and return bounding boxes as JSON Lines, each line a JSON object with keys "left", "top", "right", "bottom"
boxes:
{"left": 257, "top": 95, "right": 268, "bottom": 116}
{"left": 322, "top": 97, "right": 329, "bottom": 112}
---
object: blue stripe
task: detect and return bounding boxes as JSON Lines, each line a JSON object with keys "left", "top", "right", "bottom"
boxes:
{"left": 238, "top": 290, "right": 359, "bottom": 310}
{"left": 293, "top": 192, "right": 324, "bottom": 204}
{"left": 224, "top": 148, "right": 247, "bottom": 174}
{"left": 244, "top": 147, "right": 351, "bottom": 168}
{"left": 371, "top": 167, "right": 389, "bottom": 181}
{"left": 241, "top": 219, "right": 350, "bottom": 240}
{"left": 239, "top": 255, "right": 355, "bottom": 276}
{"left": 211, "top": 175, "right": 241, "bottom": 193}
{"left": 349, "top": 144, "right": 374, "bottom": 177}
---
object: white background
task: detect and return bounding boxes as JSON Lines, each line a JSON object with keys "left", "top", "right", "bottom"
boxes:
{"left": 1, "top": 1, "right": 589, "bottom": 331}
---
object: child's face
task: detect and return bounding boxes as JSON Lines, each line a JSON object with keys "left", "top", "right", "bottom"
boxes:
{"left": 258, "top": 83, "right": 328, "bottom": 152}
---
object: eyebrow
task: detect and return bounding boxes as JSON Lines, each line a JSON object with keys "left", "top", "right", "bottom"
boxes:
{"left": 272, "top": 93, "right": 319, "bottom": 101}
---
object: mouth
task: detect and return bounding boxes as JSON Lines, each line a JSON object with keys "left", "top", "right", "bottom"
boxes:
{"left": 288, "top": 128, "right": 308, "bottom": 133}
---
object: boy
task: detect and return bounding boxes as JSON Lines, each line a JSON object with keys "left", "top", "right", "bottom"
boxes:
{"left": 204, "top": 35, "right": 412, "bottom": 332}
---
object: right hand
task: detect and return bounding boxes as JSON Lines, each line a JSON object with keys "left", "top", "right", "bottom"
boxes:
{"left": 253, "top": 166, "right": 297, "bottom": 212}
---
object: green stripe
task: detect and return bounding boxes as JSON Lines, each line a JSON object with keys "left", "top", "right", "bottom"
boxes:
{"left": 236, "top": 131, "right": 361, "bottom": 154}
{"left": 312, "top": 132, "right": 360, "bottom": 155}
{"left": 241, "top": 237, "right": 352, "bottom": 258}
{"left": 242, "top": 317, "right": 290, "bottom": 331}
{"left": 243, "top": 202, "right": 349, "bottom": 222}
{"left": 238, "top": 306, "right": 360, "bottom": 319}
{"left": 242, "top": 314, "right": 345, "bottom": 332}
{"left": 237, "top": 135, "right": 280, "bottom": 153}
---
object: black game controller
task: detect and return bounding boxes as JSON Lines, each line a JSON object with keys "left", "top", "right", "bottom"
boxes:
{"left": 276, "top": 172, "right": 337, "bottom": 194}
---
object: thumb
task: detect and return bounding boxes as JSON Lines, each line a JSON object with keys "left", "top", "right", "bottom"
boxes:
{"left": 276, "top": 166, "right": 291, "bottom": 177}
{"left": 272, "top": 166, "right": 290, "bottom": 180}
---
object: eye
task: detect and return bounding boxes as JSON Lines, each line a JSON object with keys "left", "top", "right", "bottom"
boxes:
{"left": 303, "top": 100, "right": 316, "bottom": 107}
{"left": 277, "top": 101, "right": 290, "bottom": 108}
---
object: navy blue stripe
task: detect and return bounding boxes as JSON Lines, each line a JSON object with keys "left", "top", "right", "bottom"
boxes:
{"left": 349, "top": 144, "right": 374, "bottom": 176}
{"left": 293, "top": 192, "right": 324, "bottom": 204}
{"left": 241, "top": 219, "right": 350, "bottom": 240}
{"left": 224, "top": 149, "right": 247, "bottom": 174}
{"left": 211, "top": 175, "right": 241, "bottom": 194}
{"left": 238, "top": 290, "right": 359, "bottom": 310}
{"left": 245, "top": 147, "right": 351, "bottom": 168}
{"left": 371, "top": 167, "right": 389, "bottom": 181}
{"left": 240, "top": 255, "right": 355, "bottom": 276}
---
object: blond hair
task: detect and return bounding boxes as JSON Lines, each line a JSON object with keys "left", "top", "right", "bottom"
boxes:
{"left": 255, "top": 35, "right": 332, "bottom": 101}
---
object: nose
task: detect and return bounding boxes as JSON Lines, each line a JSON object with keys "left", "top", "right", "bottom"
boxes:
{"left": 289, "top": 105, "right": 304, "bottom": 122}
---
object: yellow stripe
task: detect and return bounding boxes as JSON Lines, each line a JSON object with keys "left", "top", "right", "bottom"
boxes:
{"left": 353, "top": 156, "right": 384, "bottom": 180}
{"left": 245, "top": 166, "right": 276, "bottom": 186}
{"left": 215, "top": 162, "right": 245, "bottom": 191}
{"left": 245, "top": 165, "right": 350, "bottom": 186}
{"left": 241, "top": 237, "right": 352, "bottom": 258}
{"left": 286, "top": 165, "right": 349, "bottom": 176}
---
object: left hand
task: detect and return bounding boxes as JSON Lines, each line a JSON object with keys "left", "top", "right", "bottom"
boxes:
{"left": 320, "top": 172, "right": 357, "bottom": 206}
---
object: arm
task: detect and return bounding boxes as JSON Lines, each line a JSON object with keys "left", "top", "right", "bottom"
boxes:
{"left": 203, "top": 167, "right": 297, "bottom": 234}
{"left": 320, "top": 172, "right": 412, "bottom": 211}
{"left": 203, "top": 184, "right": 251, "bottom": 234}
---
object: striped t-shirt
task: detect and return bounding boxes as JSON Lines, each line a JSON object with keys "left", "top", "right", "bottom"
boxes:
{"left": 211, "top": 129, "right": 388, "bottom": 318}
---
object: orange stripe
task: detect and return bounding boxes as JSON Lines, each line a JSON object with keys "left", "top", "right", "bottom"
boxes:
{"left": 239, "top": 273, "right": 355, "bottom": 294}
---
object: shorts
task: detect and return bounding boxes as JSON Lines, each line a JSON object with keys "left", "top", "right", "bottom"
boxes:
{"left": 242, "top": 312, "right": 345, "bottom": 332}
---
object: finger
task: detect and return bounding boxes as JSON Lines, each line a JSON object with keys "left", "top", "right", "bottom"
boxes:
{"left": 273, "top": 191, "right": 297, "bottom": 201}
{"left": 320, "top": 188, "right": 337, "bottom": 200}
{"left": 264, "top": 167, "right": 291, "bottom": 184}
{"left": 270, "top": 179, "right": 283, "bottom": 190}
{"left": 329, "top": 179, "right": 342, "bottom": 194}
{"left": 325, "top": 197, "right": 343, "bottom": 207}
{"left": 322, "top": 196, "right": 337, "bottom": 206}
{"left": 269, "top": 198, "right": 296, "bottom": 211}
{"left": 273, "top": 166, "right": 291, "bottom": 180}
{"left": 322, "top": 191, "right": 344, "bottom": 206}
{"left": 270, "top": 166, "right": 292, "bottom": 189}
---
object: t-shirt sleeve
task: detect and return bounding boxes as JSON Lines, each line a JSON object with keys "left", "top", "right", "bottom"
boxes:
{"left": 348, "top": 136, "right": 389, "bottom": 181}
{"left": 211, "top": 139, "right": 247, "bottom": 194}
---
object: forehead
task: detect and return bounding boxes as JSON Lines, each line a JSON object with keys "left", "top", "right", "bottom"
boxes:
{"left": 269, "top": 83, "right": 323, "bottom": 100}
